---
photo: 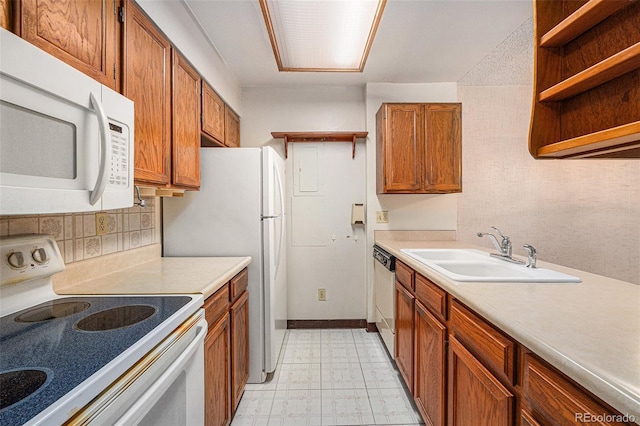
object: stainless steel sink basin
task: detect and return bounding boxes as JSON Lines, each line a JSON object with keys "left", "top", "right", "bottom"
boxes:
{"left": 400, "top": 248, "right": 581, "bottom": 283}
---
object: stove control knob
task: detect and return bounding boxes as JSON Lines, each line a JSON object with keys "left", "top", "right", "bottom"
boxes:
{"left": 31, "top": 247, "right": 49, "bottom": 264}
{"left": 7, "top": 251, "right": 27, "bottom": 269}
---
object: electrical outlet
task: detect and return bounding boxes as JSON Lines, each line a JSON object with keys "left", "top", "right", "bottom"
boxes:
{"left": 318, "top": 288, "right": 326, "bottom": 301}
{"left": 376, "top": 211, "right": 389, "bottom": 223}
{"left": 96, "top": 212, "right": 108, "bottom": 236}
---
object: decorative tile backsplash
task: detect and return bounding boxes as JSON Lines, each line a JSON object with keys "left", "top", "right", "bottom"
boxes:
{"left": 0, "top": 198, "right": 157, "bottom": 264}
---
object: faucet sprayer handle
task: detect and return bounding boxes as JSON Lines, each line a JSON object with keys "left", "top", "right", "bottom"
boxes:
{"left": 523, "top": 244, "right": 537, "bottom": 268}
{"left": 491, "top": 226, "right": 508, "bottom": 241}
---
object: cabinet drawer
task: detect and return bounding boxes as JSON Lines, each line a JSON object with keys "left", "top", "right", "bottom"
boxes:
{"left": 524, "top": 354, "right": 627, "bottom": 426}
{"left": 449, "top": 299, "right": 516, "bottom": 385}
{"left": 395, "top": 260, "right": 414, "bottom": 291}
{"left": 204, "top": 283, "right": 230, "bottom": 329}
{"left": 230, "top": 268, "right": 248, "bottom": 302}
{"left": 415, "top": 273, "right": 447, "bottom": 321}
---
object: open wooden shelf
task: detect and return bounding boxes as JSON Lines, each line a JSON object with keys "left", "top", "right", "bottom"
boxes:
{"left": 539, "top": 43, "right": 640, "bottom": 102}
{"left": 537, "top": 121, "right": 640, "bottom": 158}
{"left": 539, "top": 0, "right": 632, "bottom": 47}
{"left": 529, "top": 0, "right": 640, "bottom": 159}
{"left": 271, "top": 131, "right": 368, "bottom": 158}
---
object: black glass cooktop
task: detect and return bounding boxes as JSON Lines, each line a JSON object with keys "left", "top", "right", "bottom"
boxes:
{"left": 0, "top": 296, "right": 191, "bottom": 426}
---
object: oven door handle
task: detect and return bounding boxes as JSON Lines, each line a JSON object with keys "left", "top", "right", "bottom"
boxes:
{"left": 114, "top": 316, "right": 208, "bottom": 425}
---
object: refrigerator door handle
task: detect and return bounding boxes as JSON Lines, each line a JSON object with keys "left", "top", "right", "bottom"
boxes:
{"left": 274, "top": 160, "right": 285, "bottom": 279}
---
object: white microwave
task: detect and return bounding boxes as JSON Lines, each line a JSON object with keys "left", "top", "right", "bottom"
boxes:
{"left": 0, "top": 28, "right": 134, "bottom": 215}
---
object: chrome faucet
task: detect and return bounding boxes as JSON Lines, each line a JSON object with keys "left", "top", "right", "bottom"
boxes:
{"left": 477, "top": 227, "right": 524, "bottom": 265}
{"left": 523, "top": 244, "right": 537, "bottom": 268}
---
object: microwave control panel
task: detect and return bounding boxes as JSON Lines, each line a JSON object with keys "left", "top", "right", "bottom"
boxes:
{"left": 108, "top": 122, "right": 129, "bottom": 188}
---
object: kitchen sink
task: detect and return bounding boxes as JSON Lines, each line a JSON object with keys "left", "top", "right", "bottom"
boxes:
{"left": 399, "top": 248, "right": 489, "bottom": 262}
{"left": 400, "top": 248, "right": 581, "bottom": 283}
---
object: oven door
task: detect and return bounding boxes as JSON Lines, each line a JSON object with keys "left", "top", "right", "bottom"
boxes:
{"left": 66, "top": 310, "right": 207, "bottom": 426}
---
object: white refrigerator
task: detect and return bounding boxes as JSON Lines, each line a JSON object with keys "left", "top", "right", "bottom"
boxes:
{"left": 163, "top": 147, "right": 287, "bottom": 383}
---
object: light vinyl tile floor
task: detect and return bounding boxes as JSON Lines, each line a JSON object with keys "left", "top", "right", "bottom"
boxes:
{"left": 231, "top": 329, "right": 424, "bottom": 426}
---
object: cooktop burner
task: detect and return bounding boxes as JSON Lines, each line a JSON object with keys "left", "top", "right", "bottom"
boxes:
{"left": 75, "top": 304, "right": 157, "bottom": 331}
{"left": 15, "top": 300, "right": 91, "bottom": 323}
{"left": 0, "top": 295, "right": 192, "bottom": 426}
{"left": 0, "top": 369, "right": 49, "bottom": 411}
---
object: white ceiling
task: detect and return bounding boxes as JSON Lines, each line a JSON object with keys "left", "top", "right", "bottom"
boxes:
{"left": 184, "top": 0, "right": 533, "bottom": 87}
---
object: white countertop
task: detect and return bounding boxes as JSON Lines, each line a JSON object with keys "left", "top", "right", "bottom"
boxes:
{"left": 55, "top": 256, "right": 252, "bottom": 300}
{"left": 375, "top": 239, "right": 640, "bottom": 419}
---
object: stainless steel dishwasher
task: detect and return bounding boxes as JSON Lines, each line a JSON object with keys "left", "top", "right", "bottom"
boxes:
{"left": 373, "top": 245, "right": 396, "bottom": 356}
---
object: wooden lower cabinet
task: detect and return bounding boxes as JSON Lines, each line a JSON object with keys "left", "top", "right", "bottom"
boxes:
{"left": 388, "top": 259, "right": 630, "bottom": 426}
{"left": 448, "top": 336, "right": 514, "bottom": 426}
{"left": 204, "top": 268, "right": 249, "bottom": 426}
{"left": 521, "top": 409, "right": 541, "bottom": 426}
{"left": 523, "top": 354, "right": 630, "bottom": 426}
{"left": 205, "top": 312, "right": 231, "bottom": 426}
{"left": 414, "top": 299, "right": 447, "bottom": 426}
{"left": 395, "top": 280, "right": 415, "bottom": 392}
{"left": 230, "top": 290, "right": 249, "bottom": 411}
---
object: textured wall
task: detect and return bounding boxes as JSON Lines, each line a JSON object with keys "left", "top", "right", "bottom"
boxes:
{"left": 457, "top": 20, "right": 640, "bottom": 284}
{"left": 0, "top": 199, "right": 158, "bottom": 264}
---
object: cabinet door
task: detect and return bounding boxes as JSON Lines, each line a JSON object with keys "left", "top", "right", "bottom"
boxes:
{"left": 123, "top": 0, "right": 171, "bottom": 186}
{"left": 202, "top": 82, "right": 225, "bottom": 145}
{"left": 225, "top": 105, "right": 240, "bottom": 147}
{"left": 395, "top": 280, "right": 415, "bottom": 392}
{"left": 448, "top": 336, "right": 514, "bottom": 426}
{"left": 380, "top": 104, "right": 423, "bottom": 192}
{"left": 19, "top": 0, "right": 119, "bottom": 90}
{"left": 172, "top": 50, "right": 201, "bottom": 188}
{"left": 524, "top": 354, "right": 627, "bottom": 426}
{"left": 1, "top": 0, "right": 11, "bottom": 30}
{"left": 230, "top": 290, "right": 249, "bottom": 412}
{"left": 205, "top": 313, "right": 231, "bottom": 426}
{"left": 414, "top": 300, "right": 447, "bottom": 426}
{"left": 423, "top": 104, "right": 462, "bottom": 193}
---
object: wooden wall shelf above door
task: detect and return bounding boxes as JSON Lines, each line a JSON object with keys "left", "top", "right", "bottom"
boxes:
{"left": 271, "top": 132, "right": 368, "bottom": 158}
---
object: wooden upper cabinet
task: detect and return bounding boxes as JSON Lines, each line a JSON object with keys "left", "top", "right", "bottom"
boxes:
{"left": 378, "top": 104, "right": 423, "bottom": 192}
{"left": 17, "top": 0, "right": 120, "bottom": 90}
{"left": 423, "top": 104, "right": 462, "bottom": 193}
{"left": 530, "top": 0, "right": 640, "bottom": 158}
{"left": 202, "top": 82, "right": 225, "bottom": 145}
{"left": 123, "top": 0, "right": 171, "bottom": 186}
{"left": 225, "top": 105, "right": 240, "bottom": 147}
{"left": 377, "top": 103, "right": 461, "bottom": 194}
{"left": 171, "top": 50, "right": 201, "bottom": 189}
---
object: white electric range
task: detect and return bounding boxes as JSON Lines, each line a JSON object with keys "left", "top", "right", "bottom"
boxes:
{"left": 0, "top": 234, "right": 206, "bottom": 425}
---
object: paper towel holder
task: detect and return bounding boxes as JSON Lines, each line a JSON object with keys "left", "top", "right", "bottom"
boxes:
{"left": 351, "top": 203, "right": 366, "bottom": 225}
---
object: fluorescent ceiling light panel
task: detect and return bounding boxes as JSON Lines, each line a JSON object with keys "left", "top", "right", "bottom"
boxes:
{"left": 259, "top": 0, "right": 386, "bottom": 72}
